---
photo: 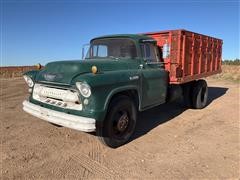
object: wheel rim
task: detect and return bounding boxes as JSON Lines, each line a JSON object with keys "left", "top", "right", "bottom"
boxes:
{"left": 112, "top": 110, "right": 130, "bottom": 138}
{"left": 117, "top": 112, "right": 129, "bottom": 132}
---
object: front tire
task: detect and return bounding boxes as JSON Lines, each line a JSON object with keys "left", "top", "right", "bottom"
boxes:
{"left": 97, "top": 96, "right": 137, "bottom": 148}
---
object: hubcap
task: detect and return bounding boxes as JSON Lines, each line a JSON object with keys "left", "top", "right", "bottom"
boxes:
{"left": 117, "top": 112, "right": 129, "bottom": 132}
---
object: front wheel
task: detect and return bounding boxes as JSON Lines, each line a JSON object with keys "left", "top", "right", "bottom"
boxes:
{"left": 97, "top": 96, "right": 137, "bottom": 148}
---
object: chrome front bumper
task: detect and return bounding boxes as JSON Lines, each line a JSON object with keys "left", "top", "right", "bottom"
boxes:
{"left": 22, "top": 100, "right": 96, "bottom": 132}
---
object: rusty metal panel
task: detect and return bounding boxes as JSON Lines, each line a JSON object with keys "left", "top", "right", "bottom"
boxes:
{"left": 145, "top": 29, "right": 222, "bottom": 84}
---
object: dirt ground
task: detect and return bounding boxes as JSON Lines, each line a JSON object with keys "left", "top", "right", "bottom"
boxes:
{"left": 1, "top": 78, "right": 239, "bottom": 179}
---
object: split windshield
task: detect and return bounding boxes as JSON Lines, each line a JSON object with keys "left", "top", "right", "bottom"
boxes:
{"left": 85, "top": 38, "right": 137, "bottom": 59}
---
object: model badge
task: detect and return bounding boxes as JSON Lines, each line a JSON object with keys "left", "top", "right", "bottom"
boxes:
{"left": 43, "top": 73, "right": 63, "bottom": 81}
{"left": 129, "top": 75, "right": 139, "bottom": 80}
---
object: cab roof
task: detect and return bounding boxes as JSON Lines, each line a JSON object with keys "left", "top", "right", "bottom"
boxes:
{"left": 91, "top": 34, "right": 155, "bottom": 42}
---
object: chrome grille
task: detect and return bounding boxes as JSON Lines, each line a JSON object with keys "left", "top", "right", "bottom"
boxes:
{"left": 32, "top": 84, "right": 82, "bottom": 110}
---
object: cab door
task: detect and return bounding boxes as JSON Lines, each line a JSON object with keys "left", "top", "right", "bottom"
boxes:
{"left": 140, "top": 42, "right": 168, "bottom": 109}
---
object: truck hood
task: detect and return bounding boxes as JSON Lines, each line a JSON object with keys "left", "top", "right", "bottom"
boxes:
{"left": 36, "top": 59, "right": 130, "bottom": 85}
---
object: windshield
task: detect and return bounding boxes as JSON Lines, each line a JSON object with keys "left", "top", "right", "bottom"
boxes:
{"left": 85, "top": 38, "right": 137, "bottom": 59}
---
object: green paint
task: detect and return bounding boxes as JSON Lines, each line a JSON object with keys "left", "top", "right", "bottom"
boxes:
{"left": 24, "top": 34, "right": 169, "bottom": 122}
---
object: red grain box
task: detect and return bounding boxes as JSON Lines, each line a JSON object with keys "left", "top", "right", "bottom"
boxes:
{"left": 145, "top": 29, "right": 223, "bottom": 84}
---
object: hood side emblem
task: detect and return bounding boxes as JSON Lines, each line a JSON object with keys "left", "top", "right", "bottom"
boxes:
{"left": 43, "top": 73, "right": 63, "bottom": 81}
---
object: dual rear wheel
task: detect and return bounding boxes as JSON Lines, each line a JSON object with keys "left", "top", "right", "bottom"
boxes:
{"left": 182, "top": 79, "right": 208, "bottom": 109}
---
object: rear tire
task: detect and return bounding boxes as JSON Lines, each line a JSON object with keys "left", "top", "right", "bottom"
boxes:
{"left": 191, "top": 80, "right": 208, "bottom": 109}
{"left": 181, "top": 81, "right": 194, "bottom": 108}
{"left": 97, "top": 96, "right": 137, "bottom": 148}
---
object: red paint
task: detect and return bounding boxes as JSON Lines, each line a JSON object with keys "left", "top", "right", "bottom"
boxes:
{"left": 144, "top": 29, "right": 223, "bottom": 84}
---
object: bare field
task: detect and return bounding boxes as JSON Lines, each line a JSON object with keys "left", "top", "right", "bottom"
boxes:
{"left": 0, "top": 66, "right": 37, "bottom": 78}
{"left": 1, "top": 78, "right": 240, "bottom": 179}
{"left": 1, "top": 65, "right": 239, "bottom": 82}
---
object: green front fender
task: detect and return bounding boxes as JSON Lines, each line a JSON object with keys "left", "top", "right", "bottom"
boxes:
{"left": 72, "top": 71, "right": 140, "bottom": 122}
{"left": 82, "top": 83, "right": 140, "bottom": 121}
{"left": 103, "top": 85, "right": 140, "bottom": 111}
{"left": 92, "top": 84, "right": 140, "bottom": 123}
{"left": 24, "top": 70, "right": 39, "bottom": 80}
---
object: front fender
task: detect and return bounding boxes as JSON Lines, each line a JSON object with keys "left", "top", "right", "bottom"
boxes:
{"left": 24, "top": 70, "right": 39, "bottom": 81}
{"left": 103, "top": 85, "right": 140, "bottom": 111}
{"left": 72, "top": 70, "right": 140, "bottom": 120}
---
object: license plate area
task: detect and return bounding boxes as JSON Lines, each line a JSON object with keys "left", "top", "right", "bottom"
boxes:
{"left": 44, "top": 98, "right": 67, "bottom": 108}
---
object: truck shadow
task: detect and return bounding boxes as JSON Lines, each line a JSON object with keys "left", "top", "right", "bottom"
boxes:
{"left": 130, "top": 86, "right": 228, "bottom": 142}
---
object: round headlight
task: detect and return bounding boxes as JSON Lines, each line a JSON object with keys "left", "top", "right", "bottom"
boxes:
{"left": 23, "top": 75, "right": 34, "bottom": 87}
{"left": 76, "top": 82, "right": 91, "bottom": 98}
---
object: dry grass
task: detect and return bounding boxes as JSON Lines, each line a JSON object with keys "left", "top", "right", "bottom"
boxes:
{"left": 212, "top": 65, "right": 240, "bottom": 83}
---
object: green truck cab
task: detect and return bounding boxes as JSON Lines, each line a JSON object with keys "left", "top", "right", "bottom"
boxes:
{"left": 23, "top": 31, "right": 218, "bottom": 148}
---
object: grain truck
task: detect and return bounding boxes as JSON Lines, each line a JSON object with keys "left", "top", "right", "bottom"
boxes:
{"left": 22, "top": 29, "right": 222, "bottom": 148}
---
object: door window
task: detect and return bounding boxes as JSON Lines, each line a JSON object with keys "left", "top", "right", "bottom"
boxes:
{"left": 141, "top": 43, "right": 159, "bottom": 62}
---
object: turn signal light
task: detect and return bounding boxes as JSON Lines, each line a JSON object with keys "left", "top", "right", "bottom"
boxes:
{"left": 36, "top": 63, "right": 42, "bottom": 70}
{"left": 91, "top": 66, "right": 98, "bottom": 74}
